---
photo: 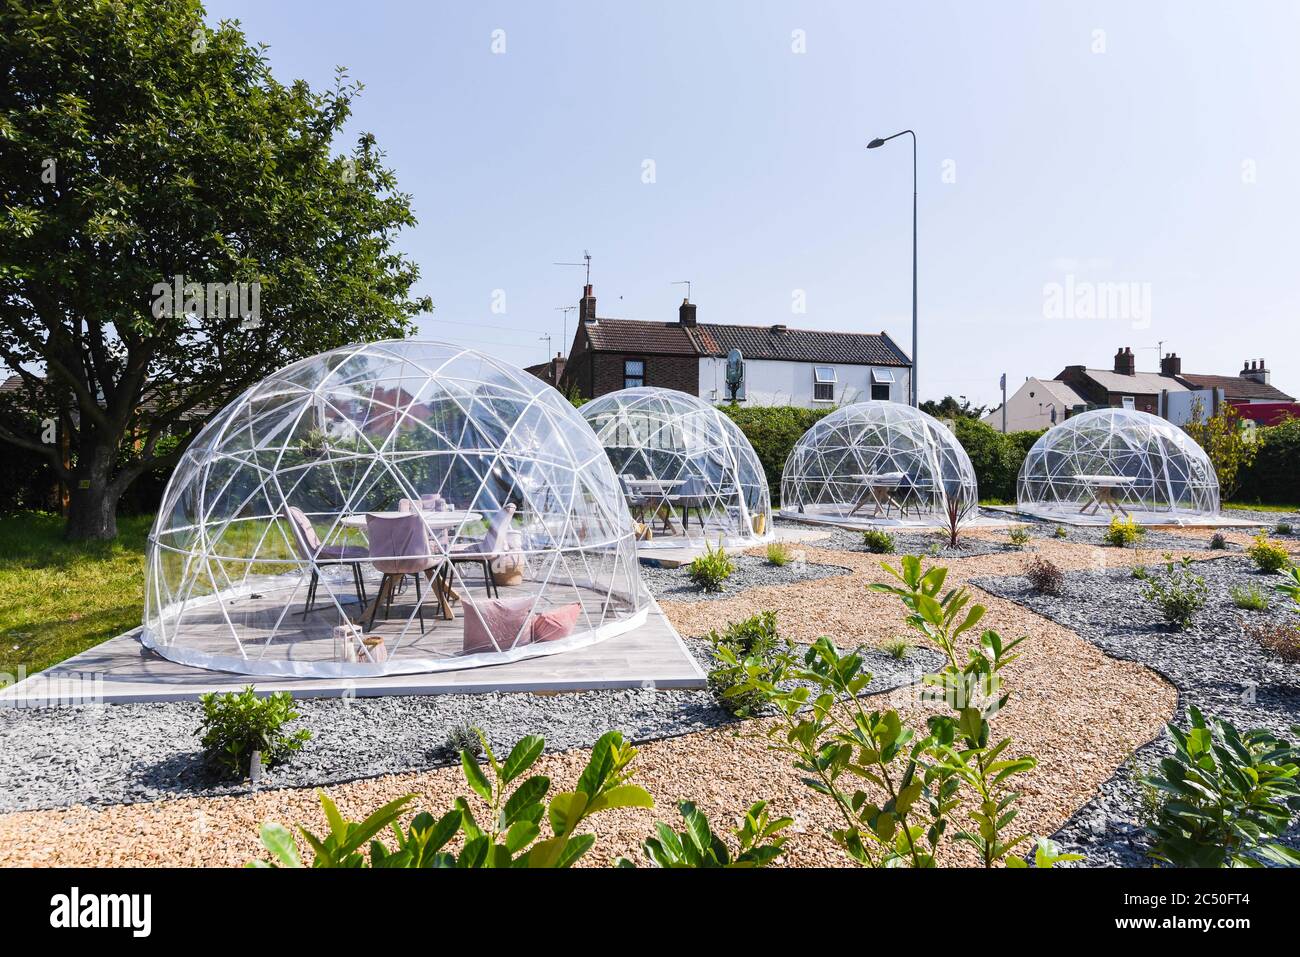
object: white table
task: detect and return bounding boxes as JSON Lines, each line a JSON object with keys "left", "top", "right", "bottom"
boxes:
{"left": 1074, "top": 475, "right": 1137, "bottom": 516}
{"left": 846, "top": 472, "right": 909, "bottom": 517}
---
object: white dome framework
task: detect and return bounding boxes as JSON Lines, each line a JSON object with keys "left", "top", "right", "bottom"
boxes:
{"left": 1016, "top": 407, "right": 1220, "bottom": 525}
{"left": 143, "top": 341, "right": 649, "bottom": 678}
{"left": 580, "top": 388, "right": 773, "bottom": 550}
{"left": 780, "top": 401, "right": 979, "bottom": 528}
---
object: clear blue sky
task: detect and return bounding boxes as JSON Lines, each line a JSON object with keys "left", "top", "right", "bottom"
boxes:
{"left": 205, "top": 0, "right": 1300, "bottom": 407}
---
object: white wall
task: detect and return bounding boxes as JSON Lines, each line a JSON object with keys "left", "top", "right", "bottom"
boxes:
{"left": 698, "top": 357, "right": 911, "bottom": 408}
{"left": 981, "top": 377, "right": 1075, "bottom": 432}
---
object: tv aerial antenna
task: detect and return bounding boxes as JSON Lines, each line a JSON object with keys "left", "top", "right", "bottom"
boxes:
{"left": 553, "top": 250, "right": 592, "bottom": 285}
{"left": 672, "top": 279, "right": 692, "bottom": 301}
{"left": 554, "top": 305, "right": 576, "bottom": 346}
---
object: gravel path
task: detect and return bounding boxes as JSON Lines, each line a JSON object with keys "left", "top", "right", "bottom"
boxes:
{"left": 0, "top": 636, "right": 930, "bottom": 815}
{"left": 639, "top": 553, "right": 851, "bottom": 603}
{"left": 976, "top": 555, "right": 1300, "bottom": 866}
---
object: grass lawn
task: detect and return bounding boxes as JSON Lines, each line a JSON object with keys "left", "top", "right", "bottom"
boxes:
{"left": 1223, "top": 501, "right": 1300, "bottom": 514}
{"left": 0, "top": 512, "right": 151, "bottom": 679}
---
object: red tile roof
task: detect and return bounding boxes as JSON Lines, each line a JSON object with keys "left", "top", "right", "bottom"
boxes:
{"left": 693, "top": 323, "right": 911, "bottom": 366}
{"left": 582, "top": 318, "right": 700, "bottom": 356}
{"left": 1175, "top": 373, "right": 1294, "bottom": 402}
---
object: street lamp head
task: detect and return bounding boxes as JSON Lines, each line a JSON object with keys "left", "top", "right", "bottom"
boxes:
{"left": 866, "top": 137, "right": 885, "bottom": 149}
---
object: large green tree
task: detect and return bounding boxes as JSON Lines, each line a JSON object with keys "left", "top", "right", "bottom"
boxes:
{"left": 0, "top": 0, "right": 431, "bottom": 539}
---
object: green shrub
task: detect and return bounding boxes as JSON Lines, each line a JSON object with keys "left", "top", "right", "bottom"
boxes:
{"left": 881, "top": 637, "right": 911, "bottom": 659}
{"left": 1237, "top": 418, "right": 1300, "bottom": 505}
{"left": 1276, "top": 522, "right": 1294, "bottom": 536}
{"left": 1276, "top": 564, "right": 1300, "bottom": 608}
{"left": 445, "top": 722, "right": 484, "bottom": 759}
{"left": 1131, "top": 564, "right": 1149, "bottom": 580}
{"left": 198, "top": 686, "right": 311, "bottom": 779}
{"left": 1208, "top": 532, "right": 1228, "bottom": 550}
{"left": 706, "top": 611, "right": 785, "bottom": 716}
{"left": 1143, "top": 706, "right": 1300, "bottom": 868}
{"left": 688, "top": 539, "right": 735, "bottom": 591}
{"left": 1053, "top": 525, "right": 1068, "bottom": 539}
{"left": 1140, "top": 557, "right": 1207, "bottom": 630}
{"left": 1247, "top": 533, "right": 1290, "bottom": 573}
{"left": 626, "top": 800, "right": 791, "bottom": 868}
{"left": 721, "top": 405, "right": 831, "bottom": 504}
{"left": 1103, "top": 515, "right": 1145, "bottom": 548}
{"left": 764, "top": 542, "right": 792, "bottom": 566}
{"left": 1007, "top": 525, "right": 1031, "bottom": 548}
{"left": 252, "top": 730, "right": 659, "bottom": 868}
{"left": 1229, "top": 584, "right": 1269, "bottom": 611}
{"left": 950, "top": 418, "right": 1025, "bottom": 502}
{"left": 861, "top": 528, "right": 895, "bottom": 554}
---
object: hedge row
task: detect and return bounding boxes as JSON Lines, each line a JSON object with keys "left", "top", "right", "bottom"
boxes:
{"left": 1237, "top": 417, "right": 1300, "bottom": 505}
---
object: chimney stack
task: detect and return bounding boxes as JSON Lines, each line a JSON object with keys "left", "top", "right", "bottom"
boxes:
{"left": 678, "top": 297, "right": 697, "bottom": 327}
{"left": 1114, "top": 346, "right": 1136, "bottom": 376}
{"left": 1241, "top": 358, "right": 1270, "bottom": 385}
{"left": 1160, "top": 352, "right": 1182, "bottom": 376}
{"left": 578, "top": 284, "right": 597, "bottom": 324}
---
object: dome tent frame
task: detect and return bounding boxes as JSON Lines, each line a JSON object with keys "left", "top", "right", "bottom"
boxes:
{"left": 779, "top": 401, "right": 979, "bottom": 528}
{"left": 1015, "top": 407, "right": 1220, "bottom": 525}
{"left": 580, "top": 387, "right": 773, "bottom": 550}
{"left": 143, "top": 341, "right": 649, "bottom": 678}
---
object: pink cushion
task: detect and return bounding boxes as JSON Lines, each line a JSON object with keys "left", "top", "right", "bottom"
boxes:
{"left": 531, "top": 602, "right": 582, "bottom": 643}
{"left": 462, "top": 597, "right": 535, "bottom": 654}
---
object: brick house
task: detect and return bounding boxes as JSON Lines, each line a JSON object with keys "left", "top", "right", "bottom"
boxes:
{"left": 983, "top": 346, "right": 1296, "bottom": 432}
{"left": 550, "top": 284, "right": 913, "bottom": 408}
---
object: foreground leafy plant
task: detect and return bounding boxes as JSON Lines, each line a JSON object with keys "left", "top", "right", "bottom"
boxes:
{"left": 1007, "top": 525, "right": 1031, "bottom": 549}
{"left": 1276, "top": 564, "right": 1300, "bottom": 609}
{"left": 861, "top": 529, "right": 895, "bottom": 554}
{"left": 689, "top": 539, "right": 735, "bottom": 592}
{"left": 253, "top": 730, "right": 655, "bottom": 867}
{"left": 1143, "top": 707, "right": 1300, "bottom": 868}
{"left": 735, "top": 557, "right": 1062, "bottom": 868}
{"left": 625, "top": 800, "right": 792, "bottom": 868}
{"left": 198, "top": 686, "right": 311, "bottom": 779}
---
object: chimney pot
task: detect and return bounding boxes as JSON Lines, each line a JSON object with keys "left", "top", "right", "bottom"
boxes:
{"left": 678, "top": 298, "right": 697, "bottom": 327}
{"left": 579, "top": 284, "right": 597, "bottom": 324}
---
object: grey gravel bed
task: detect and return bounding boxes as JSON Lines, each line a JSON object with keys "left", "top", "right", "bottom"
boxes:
{"left": 641, "top": 553, "right": 851, "bottom": 603}
{"left": 0, "top": 638, "right": 936, "bottom": 814}
{"left": 974, "top": 556, "right": 1300, "bottom": 866}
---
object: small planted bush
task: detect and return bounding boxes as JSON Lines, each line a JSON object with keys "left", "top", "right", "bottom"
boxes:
{"left": 1103, "top": 515, "right": 1145, "bottom": 548}
{"left": 198, "top": 686, "right": 311, "bottom": 779}
{"left": 444, "top": 722, "right": 484, "bottom": 759}
{"left": 1248, "top": 621, "right": 1300, "bottom": 664}
{"left": 764, "top": 542, "right": 792, "bottom": 566}
{"left": 1208, "top": 532, "right": 1228, "bottom": 550}
{"left": 706, "top": 611, "right": 785, "bottom": 716}
{"left": 689, "top": 539, "right": 735, "bottom": 592}
{"left": 1007, "top": 525, "right": 1032, "bottom": 549}
{"left": 1276, "top": 522, "right": 1294, "bottom": 536}
{"left": 861, "top": 529, "right": 895, "bottom": 554}
{"left": 1131, "top": 564, "right": 1149, "bottom": 580}
{"left": 1229, "top": 583, "right": 1269, "bottom": 611}
{"left": 881, "top": 637, "right": 911, "bottom": 659}
{"left": 1140, "top": 557, "right": 1207, "bottom": 630}
{"left": 1248, "top": 533, "right": 1290, "bottom": 574}
{"left": 1053, "top": 525, "right": 1068, "bottom": 539}
{"left": 1143, "top": 707, "right": 1300, "bottom": 868}
{"left": 1024, "top": 555, "right": 1064, "bottom": 596}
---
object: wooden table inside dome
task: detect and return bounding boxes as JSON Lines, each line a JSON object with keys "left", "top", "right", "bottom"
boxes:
{"left": 340, "top": 509, "right": 482, "bottom": 623}
{"left": 1073, "top": 475, "right": 1136, "bottom": 516}
{"left": 622, "top": 478, "right": 686, "bottom": 534}
{"left": 845, "top": 472, "right": 910, "bottom": 518}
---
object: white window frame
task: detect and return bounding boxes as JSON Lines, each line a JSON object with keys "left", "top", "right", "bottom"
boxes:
{"left": 813, "top": 366, "right": 837, "bottom": 403}
{"left": 871, "top": 368, "right": 895, "bottom": 384}
{"left": 1121, "top": 395, "right": 1135, "bottom": 410}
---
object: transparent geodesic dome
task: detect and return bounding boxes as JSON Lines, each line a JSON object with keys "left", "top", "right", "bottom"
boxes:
{"left": 143, "top": 340, "right": 649, "bottom": 677}
{"left": 580, "top": 388, "right": 773, "bottom": 549}
{"left": 780, "top": 401, "right": 979, "bottom": 527}
{"left": 1016, "top": 407, "right": 1219, "bottom": 523}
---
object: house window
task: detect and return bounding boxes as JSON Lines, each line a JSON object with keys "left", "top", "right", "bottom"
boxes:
{"left": 870, "top": 368, "right": 894, "bottom": 401}
{"left": 624, "top": 359, "right": 645, "bottom": 389}
{"left": 813, "top": 366, "right": 837, "bottom": 402}
{"left": 1121, "top": 395, "right": 1135, "bottom": 410}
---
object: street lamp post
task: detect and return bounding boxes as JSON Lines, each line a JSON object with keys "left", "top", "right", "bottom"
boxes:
{"left": 867, "top": 130, "right": 917, "bottom": 407}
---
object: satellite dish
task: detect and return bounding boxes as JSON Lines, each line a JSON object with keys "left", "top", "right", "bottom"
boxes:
{"left": 724, "top": 348, "right": 744, "bottom": 400}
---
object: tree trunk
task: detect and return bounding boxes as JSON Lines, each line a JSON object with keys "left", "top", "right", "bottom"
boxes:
{"left": 64, "top": 444, "right": 122, "bottom": 541}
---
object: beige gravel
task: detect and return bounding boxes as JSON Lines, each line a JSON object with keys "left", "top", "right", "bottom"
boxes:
{"left": 0, "top": 533, "right": 1188, "bottom": 868}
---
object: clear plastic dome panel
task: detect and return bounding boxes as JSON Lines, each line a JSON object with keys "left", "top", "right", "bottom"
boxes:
{"left": 142, "top": 340, "right": 649, "bottom": 677}
{"left": 580, "top": 387, "right": 773, "bottom": 548}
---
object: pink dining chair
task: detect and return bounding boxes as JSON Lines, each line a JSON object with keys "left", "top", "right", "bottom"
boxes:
{"left": 284, "top": 506, "right": 369, "bottom": 616}
{"left": 448, "top": 504, "right": 516, "bottom": 599}
{"left": 364, "top": 512, "right": 440, "bottom": 633}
